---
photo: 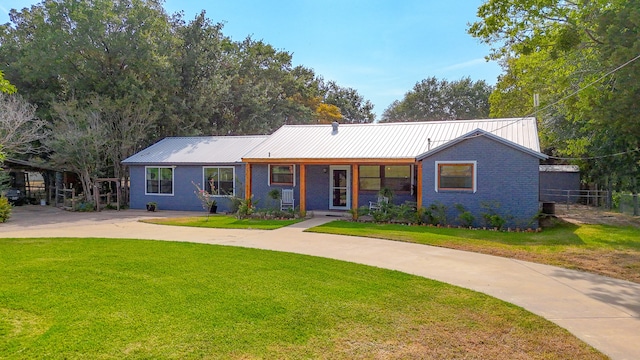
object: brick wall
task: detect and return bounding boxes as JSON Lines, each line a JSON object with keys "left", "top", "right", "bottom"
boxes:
{"left": 421, "top": 135, "right": 541, "bottom": 228}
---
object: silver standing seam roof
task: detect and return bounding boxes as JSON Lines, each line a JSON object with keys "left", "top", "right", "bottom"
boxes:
{"left": 122, "top": 136, "right": 269, "bottom": 165}
{"left": 242, "top": 117, "right": 543, "bottom": 161}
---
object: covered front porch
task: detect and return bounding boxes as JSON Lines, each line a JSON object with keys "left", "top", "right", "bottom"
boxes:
{"left": 243, "top": 160, "right": 422, "bottom": 214}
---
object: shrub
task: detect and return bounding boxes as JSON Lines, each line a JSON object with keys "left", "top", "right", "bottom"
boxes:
{"left": 76, "top": 201, "right": 95, "bottom": 212}
{"left": 236, "top": 196, "right": 255, "bottom": 219}
{"left": 252, "top": 208, "right": 296, "bottom": 219}
{"left": 423, "top": 202, "right": 447, "bottom": 226}
{"left": 454, "top": 204, "right": 475, "bottom": 227}
{"left": 0, "top": 196, "right": 11, "bottom": 222}
{"left": 395, "top": 201, "right": 420, "bottom": 224}
{"left": 267, "top": 188, "right": 281, "bottom": 200}
{"left": 369, "top": 200, "right": 394, "bottom": 223}
{"left": 480, "top": 201, "right": 508, "bottom": 230}
{"left": 349, "top": 206, "right": 369, "bottom": 219}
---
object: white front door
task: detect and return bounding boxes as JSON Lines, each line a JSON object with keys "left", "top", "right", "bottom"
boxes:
{"left": 329, "top": 166, "right": 351, "bottom": 210}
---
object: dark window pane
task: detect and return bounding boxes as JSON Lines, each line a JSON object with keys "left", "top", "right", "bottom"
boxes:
{"left": 145, "top": 167, "right": 173, "bottom": 194}
{"left": 439, "top": 164, "right": 473, "bottom": 190}
{"left": 271, "top": 165, "right": 294, "bottom": 185}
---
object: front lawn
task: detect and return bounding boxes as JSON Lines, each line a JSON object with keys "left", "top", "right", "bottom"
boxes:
{"left": 0, "top": 238, "right": 605, "bottom": 359}
{"left": 141, "top": 215, "right": 302, "bottom": 230}
{"left": 306, "top": 220, "right": 640, "bottom": 283}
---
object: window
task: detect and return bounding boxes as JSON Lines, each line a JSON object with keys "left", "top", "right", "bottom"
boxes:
{"left": 146, "top": 167, "right": 173, "bottom": 195}
{"left": 359, "top": 165, "right": 412, "bottom": 192}
{"left": 436, "top": 162, "right": 476, "bottom": 192}
{"left": 359, "top": 165, "right": 381, "bottom": 191}
{"left": 204, "top": 167, "right": 235, "bottom": 196}
{"left": 270, "top": 165, "right": 295, "bottom": 186}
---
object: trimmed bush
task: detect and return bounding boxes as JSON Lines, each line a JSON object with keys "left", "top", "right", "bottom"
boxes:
{"left": 0, "top": 196, "right": 12, "bottom": 222}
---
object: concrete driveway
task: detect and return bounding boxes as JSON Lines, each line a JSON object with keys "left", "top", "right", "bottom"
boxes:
{"left": 2, "top": 205, "right": 640, "bottom": 360}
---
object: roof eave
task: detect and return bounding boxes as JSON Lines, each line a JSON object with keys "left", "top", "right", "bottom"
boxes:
{"left": 242, "top": 157, "right": 417, "bottom": 164}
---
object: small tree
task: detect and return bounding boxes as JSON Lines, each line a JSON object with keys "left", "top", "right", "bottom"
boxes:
{"left": 46, "top": 100, "right": 109, "bottom": 202}
{"left": 193, "top": 181, "right": 217, "bottom": 218}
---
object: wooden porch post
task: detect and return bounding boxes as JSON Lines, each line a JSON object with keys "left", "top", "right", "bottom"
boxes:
{"left": 299, "top": 164, "right": 306, "bottom": 213}
{"left": 416, "top": 162, "right": 423, "bottom": 209}
{"left": 352, "top": 164, "right": 359, "bottom": 218}
{"left": 245, "top": 163, "right": 252, "bottom": 200}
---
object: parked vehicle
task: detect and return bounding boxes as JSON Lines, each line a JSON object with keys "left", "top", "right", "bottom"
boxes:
{"left": 6, "top": 189, "right": 26, "bottom": 205}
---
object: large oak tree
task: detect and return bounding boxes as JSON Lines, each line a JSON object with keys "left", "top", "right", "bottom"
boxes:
{"left": 0, "top": 0, "right": 375, "bottom": 203}
{"left": 380, "top": 77, "right": 492, "bottom": 122}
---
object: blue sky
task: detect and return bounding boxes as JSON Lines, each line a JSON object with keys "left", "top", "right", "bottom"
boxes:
{"left": 1, "top": 0, "right": 502, "bottom": 118}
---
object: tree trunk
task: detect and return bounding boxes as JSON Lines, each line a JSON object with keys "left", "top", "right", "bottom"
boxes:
{"left": 79, "top": 169, "right": 94, "bottom": 203}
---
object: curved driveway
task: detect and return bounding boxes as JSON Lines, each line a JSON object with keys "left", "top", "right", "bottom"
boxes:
{"left": 2, "top": 206, "right": 640, "bottom": 360}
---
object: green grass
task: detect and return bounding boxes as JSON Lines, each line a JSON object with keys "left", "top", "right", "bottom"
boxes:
{"left": 307, "top": 220, "right": 640, "bottom": 282}
{"left": 0, "top": 238, "right": 605, "bottom": 359}
{"left": 141, "top": 215, "right": 302, "bottom": 230}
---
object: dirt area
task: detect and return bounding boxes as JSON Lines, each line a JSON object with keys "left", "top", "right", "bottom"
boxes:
{"left": 554, "top": 204, "right": 640, "bottom": 228}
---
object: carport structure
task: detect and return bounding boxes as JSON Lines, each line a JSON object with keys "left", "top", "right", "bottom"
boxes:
{"left": 3, "top": 158, "right": 75, "bottom": 205}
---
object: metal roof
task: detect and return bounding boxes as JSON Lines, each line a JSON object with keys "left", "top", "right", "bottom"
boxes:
{"left": 122, "top": 136, "right": 269, "bottom": 165}
{"left": 417, "top": 128, "right": 547, "bottom": 160}
{"left": 242, "top": 118, "right": 542, "bottom": 160}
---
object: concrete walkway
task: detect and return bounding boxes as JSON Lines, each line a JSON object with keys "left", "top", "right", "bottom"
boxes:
{"left": 2, "top": 206, "right": 640, "bottom": 360}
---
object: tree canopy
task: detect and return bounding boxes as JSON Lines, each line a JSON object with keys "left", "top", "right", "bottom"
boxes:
{"left": 0, "top": 0, "right": 375, "bottom": 199}
{"left": 468, "top": 0, "right": 640, "bottom": 191}
{"left": 380, "top": 77, "right": 492, "bottom": 122}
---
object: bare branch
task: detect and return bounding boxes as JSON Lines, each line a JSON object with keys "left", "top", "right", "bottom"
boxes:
{"left": 0, "top": 93, "right": 49, "bottom": 155}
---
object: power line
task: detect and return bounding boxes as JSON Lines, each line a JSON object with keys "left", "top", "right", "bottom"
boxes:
{"left": 547, "top": 148, "right": 640, "bottom": 161}
{"left": 421, "top": 53, "right": 640, "bottom": 160}
{"left": 532, "top": 52, "right": 640, "bottom": 121}
{"left": 481, "top": 52, "right": 640, "bottom": 160}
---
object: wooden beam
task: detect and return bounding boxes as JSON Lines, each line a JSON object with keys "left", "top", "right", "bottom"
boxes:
{"left": 245, "top": 163, "right": 252, "bottom": 201}
{"left": 416, "top": 162, "right": 423, "bottom": 209}
{"left": 351, "top": 164, "right": 359, "bottom": 219}
{"left": 242, "top": 158, "right": 415, "bottom": 165}
{"left": 299, "top": 164, "right": 306, "bottom": 213}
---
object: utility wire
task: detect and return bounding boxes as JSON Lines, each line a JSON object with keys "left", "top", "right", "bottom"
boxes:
{"left": 422, "top": 53, "right": 640, "bottom": 159}
{"left": 531, "top": 52, "right": 640, "bottom": 121}
{"left": 547, "top": 148, "right": 640, "bottom": 161}
{"left": 469, "top": 52, "right": 640, "bottom": 160}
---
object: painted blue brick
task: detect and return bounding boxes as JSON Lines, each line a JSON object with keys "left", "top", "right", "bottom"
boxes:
{"left": 421, "top": 135, "right": 541, "bottom": 228}
{"left": 129, "top": 164, "right": 246, "bottom": 213}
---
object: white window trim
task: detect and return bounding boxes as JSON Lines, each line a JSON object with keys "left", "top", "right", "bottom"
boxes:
{"left": 434, "top": 161, "right": 477, "bottom": 193}
{"left": 203, "top": 166, "right": 236, "bottom": 197}
{"left": 268, "top": 164, "right": 296, "bottom": 187}
{"left": 145, "top": 166, "right": 175, "bottom": 196}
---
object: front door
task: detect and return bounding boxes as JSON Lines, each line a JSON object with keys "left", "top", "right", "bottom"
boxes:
{"left": 329, "top": 166, "right": 350, "bottom": 210}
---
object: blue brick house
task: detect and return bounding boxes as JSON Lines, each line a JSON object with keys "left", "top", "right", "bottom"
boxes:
{"left": 122, "top": 136, "right": 268, "bottom": 213}
{"left": 124, "top": 118, "right": 547, "bottom": 227}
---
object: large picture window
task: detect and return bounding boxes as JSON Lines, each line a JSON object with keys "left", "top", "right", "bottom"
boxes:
{"left": 436, "top": 162, "right": 476, "bottom": 192}
{"left": 359, "top": 165, "right": 412, "bottom": 192}
{"left": 204, "top": 167, "right": 235, "bottom": 196}
{"left": 270, "top": 165, "right": 295, "bottom": 186}
{"left": 146, "top": 167, "right": 173, "bottom": 195}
